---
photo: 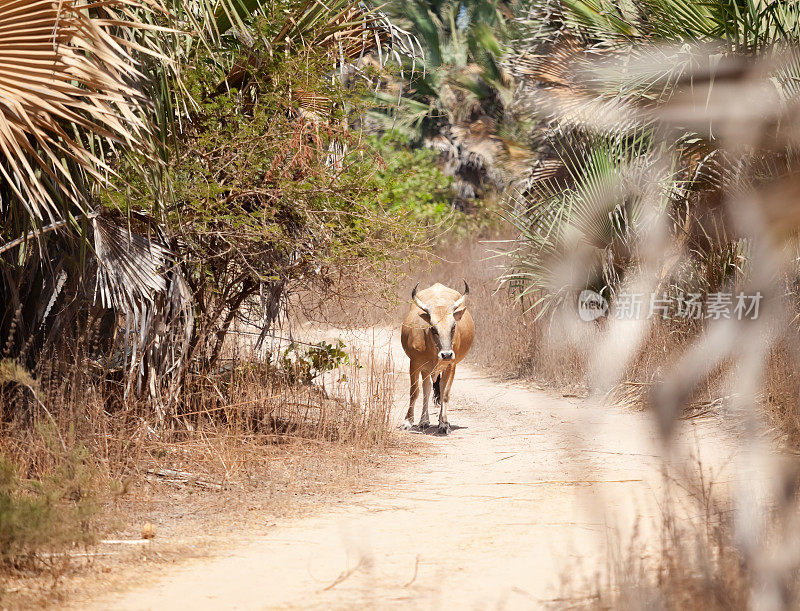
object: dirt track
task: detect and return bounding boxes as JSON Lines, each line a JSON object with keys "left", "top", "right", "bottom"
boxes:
{"left": 92, "top": 328, "right": 741, "bottom": 609}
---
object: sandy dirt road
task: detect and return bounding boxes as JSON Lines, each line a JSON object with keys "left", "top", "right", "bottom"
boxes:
{"left": 92, "top": 328, "right": 741, "bottom": 610}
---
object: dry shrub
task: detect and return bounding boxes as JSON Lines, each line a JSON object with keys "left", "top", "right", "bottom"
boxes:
{"left": 583, "top": 475, "right": 751, "bottom": 610}
{"left": 0, "top": 335, "right": 394, "bottom": 572}
{"left": 761, "top": 335, "right": 800, "bottom": 446}
{"left": 601, "top": 319, "right": 731, "bottom": 415}
{"left": 600, "top": 319, "right": 800, "bottom": 442}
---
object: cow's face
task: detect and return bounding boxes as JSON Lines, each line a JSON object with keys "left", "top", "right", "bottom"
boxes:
{"left": 420, "top": 307, "right": 466, "bottom": 361}
{"left": 411, "top": 281, "right": 469, "bottom": 361}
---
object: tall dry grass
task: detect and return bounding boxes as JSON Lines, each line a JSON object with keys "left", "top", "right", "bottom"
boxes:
{"left": 580, "top": 465, "right": 753, "bottom": 610}
{"left": 0, "top": 328, "right": 396, "bottom": 579}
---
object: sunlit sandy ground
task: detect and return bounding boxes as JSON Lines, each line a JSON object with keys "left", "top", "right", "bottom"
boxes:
{"left": 89, "top": 326, "right": 769, "bottom": 609}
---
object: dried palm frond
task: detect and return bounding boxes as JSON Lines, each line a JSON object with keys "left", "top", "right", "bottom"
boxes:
{"left": 93, "top": 216, "right": 168, "bottom": 321}
{"left": 0, "top": 0, "right": 167, "bottom": 237}
{"left": 92, "top": 214, "right": 193, "bottom": 406}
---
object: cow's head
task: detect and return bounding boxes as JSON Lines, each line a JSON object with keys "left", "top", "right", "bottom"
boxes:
{"left": 411, "top": 281, "right": 469, "bottom": 361}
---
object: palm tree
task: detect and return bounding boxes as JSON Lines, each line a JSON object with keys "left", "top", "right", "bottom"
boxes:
{"left": 501, "top": 129, "right": 666, "bottom": 317}
{"left": 0, "top": 0, "right": 174, "bottom": 384}
{"left": 499, "top": 0, "right": 800, "bottom": 314}
{"left": 373, "top": 0, "right": 513, "bottom": 205}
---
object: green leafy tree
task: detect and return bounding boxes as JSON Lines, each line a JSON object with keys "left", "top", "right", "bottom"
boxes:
{"left": 370, "top": 135, "right": 454, "bottom": 223}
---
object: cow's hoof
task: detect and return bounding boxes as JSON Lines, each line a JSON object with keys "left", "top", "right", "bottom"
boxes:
{"left": 418, "top": 420, "right": 430, "bottom": 431}
{"left": 399, "top": 419, "right": 413, "bottom": 431}
{"left": 437, "top": 423, "right": 451, "bottom": 436}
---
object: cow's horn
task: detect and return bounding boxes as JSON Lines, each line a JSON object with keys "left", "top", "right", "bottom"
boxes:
{"left": 411, "top": 283, "right": 430, "bottom": 313}
{"left": 452, "top": 280, "right": 469, "bottom": 311}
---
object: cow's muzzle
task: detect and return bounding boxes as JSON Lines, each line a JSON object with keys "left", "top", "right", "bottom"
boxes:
{"left": 438, "top": 350, "right": 455, "bottom": 361}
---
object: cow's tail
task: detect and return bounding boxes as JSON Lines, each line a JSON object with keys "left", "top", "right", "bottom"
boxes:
{"left": 433, "top": 374, "right": 442, "bottom": 405}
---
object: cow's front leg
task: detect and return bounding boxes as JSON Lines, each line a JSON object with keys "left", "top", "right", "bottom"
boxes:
{"left": 403, "top": 365, "right": 420, "bottom": 430}
{"left": 419, "top": 374, "right": 432, "bottom": 429}
{"left": 437, "top": 365, "right": 456, "bottom": 435}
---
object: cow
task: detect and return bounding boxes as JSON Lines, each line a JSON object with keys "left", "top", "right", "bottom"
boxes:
{"left": 400, "top": 281, "right": 474, "bottom": 435}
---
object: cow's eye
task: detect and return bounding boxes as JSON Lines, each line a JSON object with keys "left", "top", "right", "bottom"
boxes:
{"left": 430, "top": 327, "right": 438, "bottom": 336}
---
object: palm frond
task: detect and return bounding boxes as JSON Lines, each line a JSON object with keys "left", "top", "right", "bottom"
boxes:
{"left": 559, "top": 0, "right": 800, "bottom": 50}
{"left": 93, "top": 216, "right": 168, "bottom": 318}
{"left": 0, "top": 0, "right": 166, "bottom": 239}
{"left": 92, "top": 214, "right": 193, "bottom": 404}
{"left": 499, "top": 128, "right": 674, "bottom": 317}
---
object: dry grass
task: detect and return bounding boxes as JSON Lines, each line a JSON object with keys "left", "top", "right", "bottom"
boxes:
{"left": 598, "top": 319, "right": 731, "bottom": 415}
{"left": 559, "top": 454, "right": 800, "bottom": 610}
{"left": 599, "top": 318, "right": 800, "bottom": 446}
{"left": 575, "top": 465, "right": 753, "bottom": 610}
{"left": 0, "top": 335, "right": 399, "bottom": 608}
{"left": 761, "top": 335, "right": 800, "bottom": 447}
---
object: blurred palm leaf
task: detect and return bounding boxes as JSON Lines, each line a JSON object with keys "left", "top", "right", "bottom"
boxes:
{"left": 500, "top": 129, "right": 668, "bottom": 317}
{"left": 560, "top": 0, "right": 800, "bottom": 50}
{"left": 500, "top": 0, "right": 800, "bottom": 321}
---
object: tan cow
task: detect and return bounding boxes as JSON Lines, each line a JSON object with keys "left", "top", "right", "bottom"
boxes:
{"left": 400, "top": 281, "right": 474, "bottom": 435}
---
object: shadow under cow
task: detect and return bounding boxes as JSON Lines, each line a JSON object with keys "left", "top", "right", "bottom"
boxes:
{"left": 410, "top": 423, "right": 468, "bottom": 436}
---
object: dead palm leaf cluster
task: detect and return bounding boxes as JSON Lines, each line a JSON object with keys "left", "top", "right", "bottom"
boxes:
{"left": 0, "top": 0, "right": 184, "bottom": 408}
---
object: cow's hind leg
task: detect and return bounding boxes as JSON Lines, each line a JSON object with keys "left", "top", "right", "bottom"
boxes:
{"left": 437, "top": 365, "right": 456, "bottom": 435}
{"left": 402, "top": 364, "right": 420, "bottom": 430}
{"left": 432, "top": 373, "right": 442, "bottom": 407}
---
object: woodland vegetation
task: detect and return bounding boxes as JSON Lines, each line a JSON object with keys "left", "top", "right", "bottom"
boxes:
{"left": 4, "top": 0, "right": 800, "bottom": 606}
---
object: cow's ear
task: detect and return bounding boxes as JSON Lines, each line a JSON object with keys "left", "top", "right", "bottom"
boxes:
{"left": 419, "top": 310, "right": 432, "bottom": 323}
{"left": 453, "top": 307, "right": 466, "bottom": 321}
